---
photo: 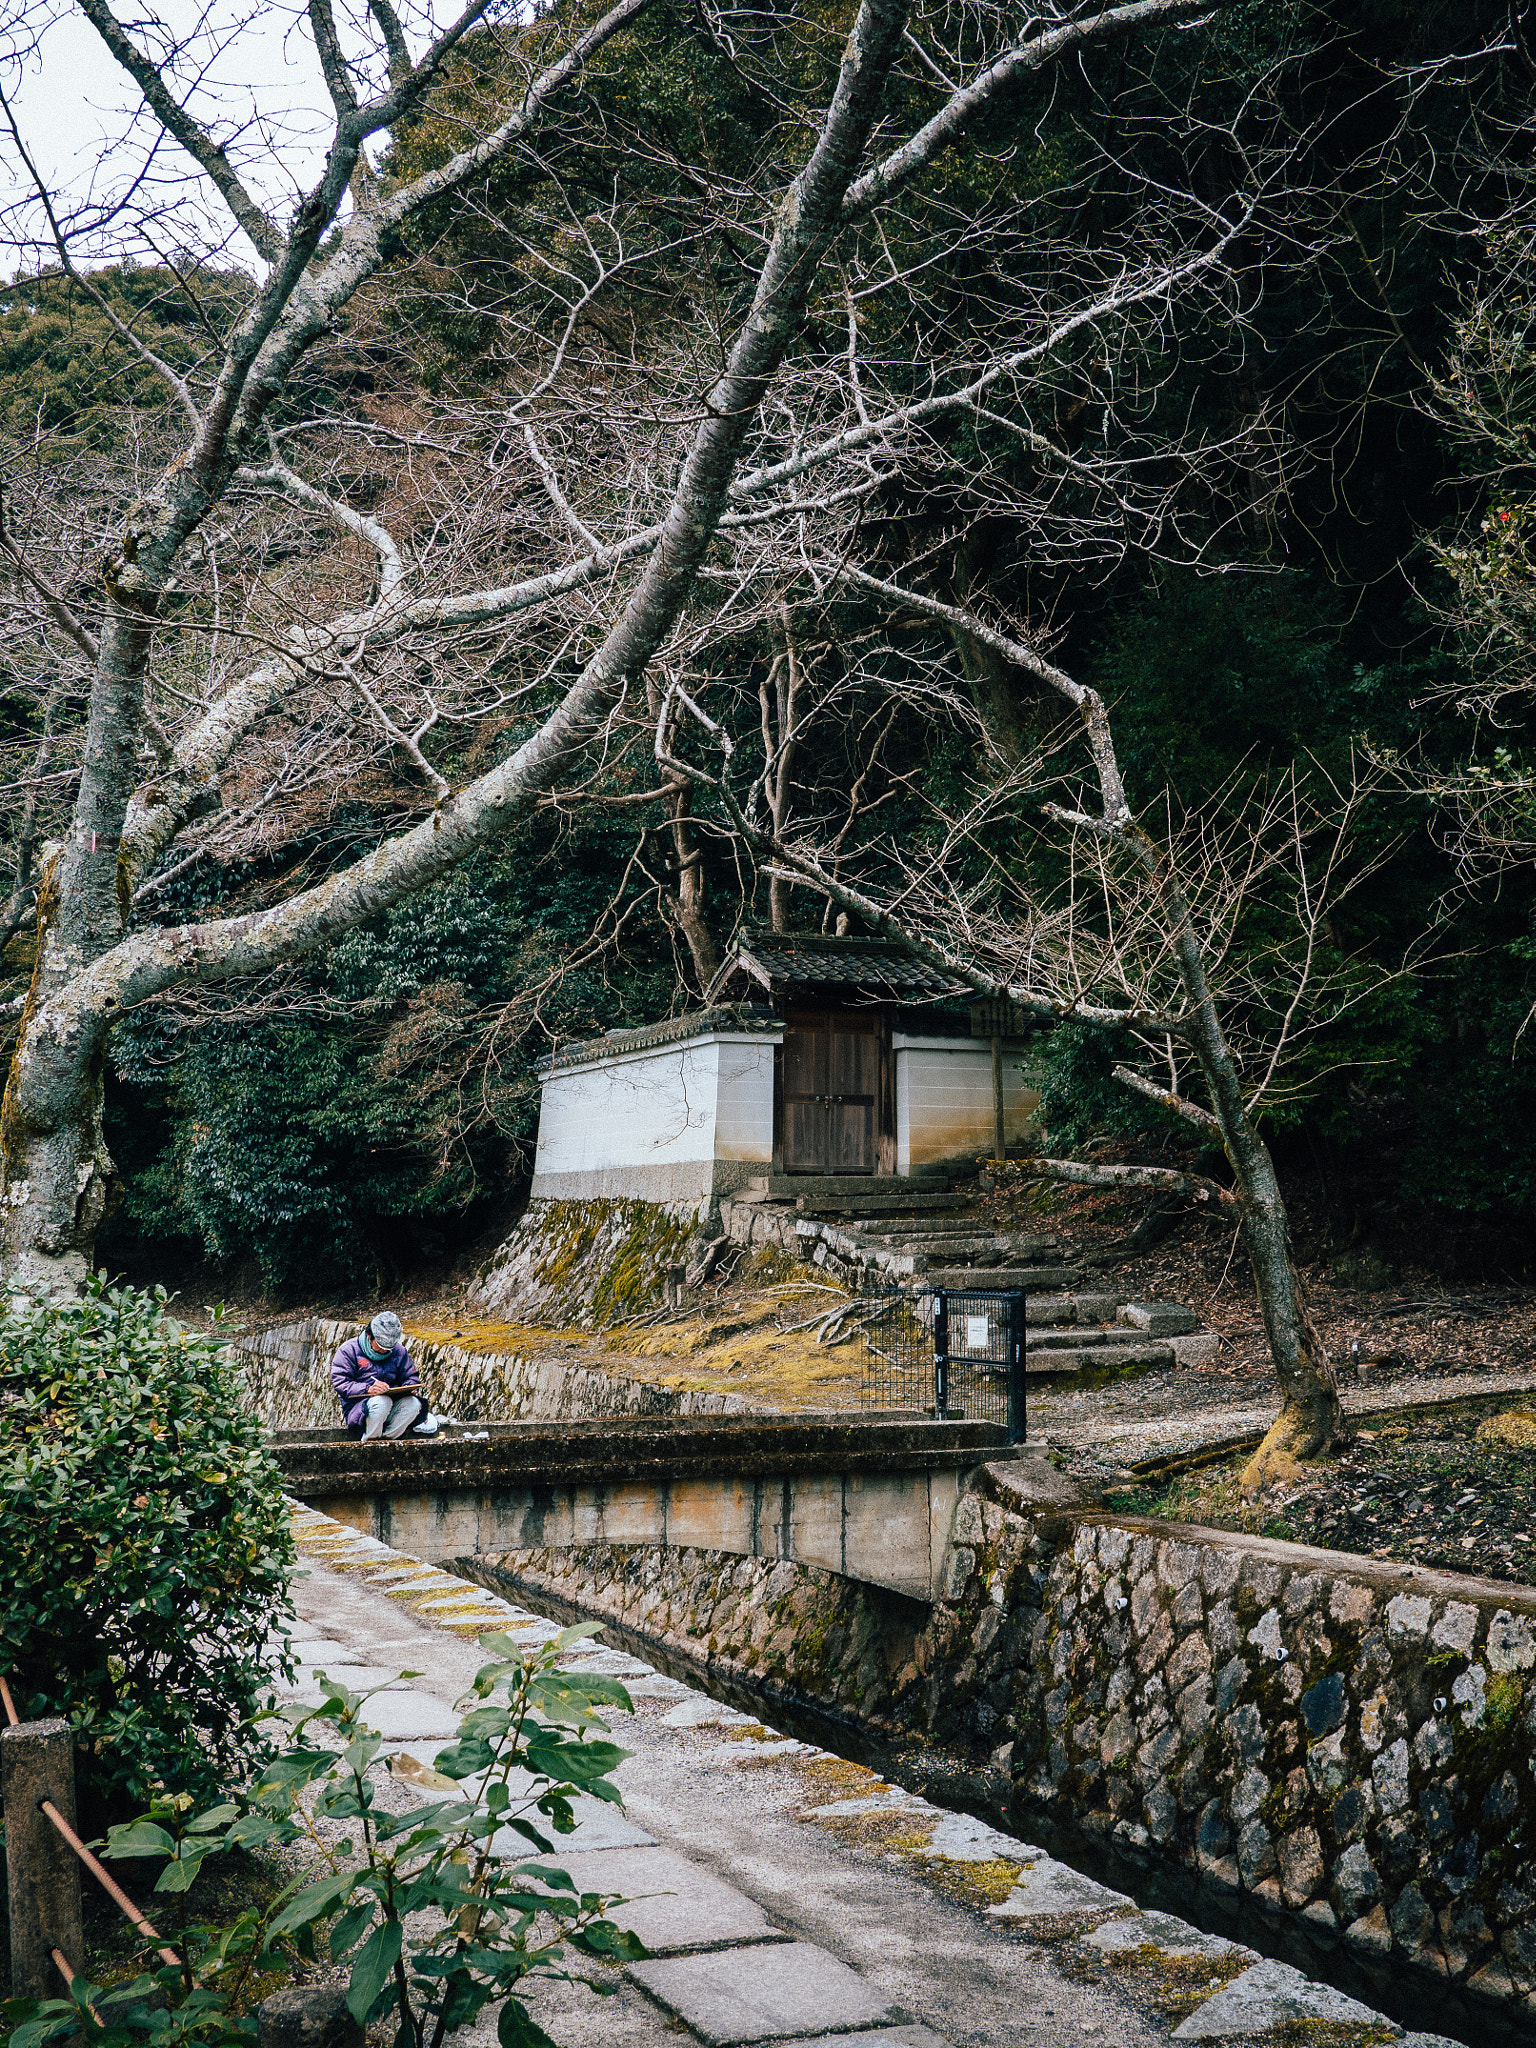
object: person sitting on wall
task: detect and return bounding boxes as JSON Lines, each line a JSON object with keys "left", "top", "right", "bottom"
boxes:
{"left": 330, "top": 1311, "right": 422, "bottom": 1442}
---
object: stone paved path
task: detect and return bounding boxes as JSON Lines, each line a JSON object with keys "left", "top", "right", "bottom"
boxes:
{"left": 1033, "top": 1363, "right": 1536, "bottom": 1473}
{"left": 279, "top": 1505, "right": 1469, "bottom": 2048}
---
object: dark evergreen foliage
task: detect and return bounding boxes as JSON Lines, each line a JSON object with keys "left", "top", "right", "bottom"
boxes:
{"left": 12, "top": 0, "right": 1536, "bottom": 1285}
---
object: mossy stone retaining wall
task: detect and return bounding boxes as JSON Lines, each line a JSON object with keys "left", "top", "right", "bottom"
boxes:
{"left": 236, "top": 1317, "right": 741, "bottom": 1431}
{"left": 468, "top": 1197, "right": 700, "bottom": 1326}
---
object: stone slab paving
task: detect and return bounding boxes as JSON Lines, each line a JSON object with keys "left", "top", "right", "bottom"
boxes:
{"left": 1086, "top": 1914, "right": 1241, "bottom": 1962}
{"left": 627, "top": 1942, "right": 903, "bottom": 2044}
{"left": 547, "top": 1846, "right": 791, "bottom": 1955}
{"left": 793, "top": 2034, "right": 946, "bottom": 2048}
{"left": 279, "top": 1503, "right": 1472, "bottom": 2048}
{"left": 1168, "top": 1957, "right": 1406, "bottom": 2038}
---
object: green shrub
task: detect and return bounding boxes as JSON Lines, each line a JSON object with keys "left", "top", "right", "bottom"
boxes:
{"left": 3, "top": 1627, "right": 643, "bottom": 2048}
{"left": 0, "top": 1278, "right": 294, "bottom": 1814}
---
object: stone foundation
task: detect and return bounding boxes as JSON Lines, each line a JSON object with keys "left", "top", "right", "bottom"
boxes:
{"left": 468, "top": 1197, "right": 707, "bottom": 1325}
{"left": 459, "top": 1460, "right": 1536, "bottom": 2042}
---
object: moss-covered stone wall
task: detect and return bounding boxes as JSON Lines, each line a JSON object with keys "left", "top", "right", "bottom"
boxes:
{"left": 460, "top": 1465, "right": 1536, "bottom": 2042}
{"left": 236, "top": 1316, "right": 742, "bottom": 1431}
{"left": 469, "top": 1197, "right": 700, "bottom": 1326}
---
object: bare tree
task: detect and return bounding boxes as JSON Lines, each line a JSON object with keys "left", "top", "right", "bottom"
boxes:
{"left": 0, "top": 0, "right": 1241, "bottom": 1293}
{"left": 657, "top": 561, "right": 1404, "bottom": 1486}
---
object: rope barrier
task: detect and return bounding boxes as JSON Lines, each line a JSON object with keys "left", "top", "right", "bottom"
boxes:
{"left": 49, "top": 1945, "right": 107, "bottom": 2028}
{"left": 0, "top": 1674, "right": 18, "bottom": 1726}
{"left": 38, "top": 1799, "right": 182, "bottom": 1969}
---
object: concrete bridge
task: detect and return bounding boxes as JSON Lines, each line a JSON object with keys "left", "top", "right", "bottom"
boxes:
{"left": 269, "top": 1415, "right": 1025, "bottom": 1602}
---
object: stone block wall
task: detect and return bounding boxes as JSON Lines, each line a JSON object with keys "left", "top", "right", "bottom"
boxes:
{"left": 235, "top": 1317, "right": 742, "bottom": 1432}
{"left": 980, "top": 1491, "right": 1536, "bottom": 2023}
{"left": 459, "top": 1460, "right": 1536, "bottom": 2041}
{"left": 468, "top": 1197, "right": 704, "bottom": 1325}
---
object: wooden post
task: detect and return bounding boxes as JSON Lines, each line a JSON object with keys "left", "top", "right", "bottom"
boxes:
{"left": 991, "top": 1033, "right": 1005, "bottom": 1164}
{"left": 3, "top": 1717, "right": 84, "bottom": 2000}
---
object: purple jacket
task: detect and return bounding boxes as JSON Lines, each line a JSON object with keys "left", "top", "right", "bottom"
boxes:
{"left": 330, "top": 1334, "right": 420, "bottom": 1429}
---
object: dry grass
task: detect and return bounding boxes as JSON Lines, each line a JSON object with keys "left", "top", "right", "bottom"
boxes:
{"left": 403, "top": 1273, "right": 870, "bottom": 1412}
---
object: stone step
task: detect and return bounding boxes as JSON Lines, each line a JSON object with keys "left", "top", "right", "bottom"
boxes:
{"left": 794, "top": 1190, "right": 971, "bottom": 1217}
{"left": 921, "top": 1265, "right": 1084, "bottom": 1290}
{"left": 843, "top": 1217, "right": 990, "bottom": 1236}
{"left": 859, "top": 1230, "right": 1063, "bottom": 1259}
{"left": 880, "top": 1238, "right": 1009, "bottom": 1260}
{"left": 1119, "top": 1300, "right": 1199, "bottom": 1337}
{"left": 1027, "top": 1325, "right": 1154, "bottom": 1352}
{"left": 768, "top": 1172, "right": 954, "bottom": 1198}
{"left": 1025, "top": 1341, "right": 1173, "bottom": 1376}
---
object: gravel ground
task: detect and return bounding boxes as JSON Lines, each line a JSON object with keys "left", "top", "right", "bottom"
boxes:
{"left": 1032, "top": 1363, "right": 1536, "bottom": 1477}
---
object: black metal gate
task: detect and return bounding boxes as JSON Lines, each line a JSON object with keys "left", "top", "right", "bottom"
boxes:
{"left": 859, "top": 1286, "right": 1026, "bottom": 1443}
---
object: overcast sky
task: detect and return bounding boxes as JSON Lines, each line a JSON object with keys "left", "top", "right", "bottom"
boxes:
{"left": 0, "top": 0, "right": 426, "bottom": 273}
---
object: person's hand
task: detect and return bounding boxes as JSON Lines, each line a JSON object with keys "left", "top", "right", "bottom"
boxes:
{"left": 367, "top": 1377, "right": 390, "bottom": 1396}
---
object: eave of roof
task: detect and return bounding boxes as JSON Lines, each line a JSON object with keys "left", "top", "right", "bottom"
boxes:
{"left": 536, "top": 1003, "right": 781, "bottom": 1074}
{"left": 705, "top": 927, "right": 975, "bottom": 1004}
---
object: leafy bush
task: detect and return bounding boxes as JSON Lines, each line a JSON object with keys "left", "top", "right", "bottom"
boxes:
{"left": 0, "top": 1278, "right": 294, "bottom": 1814}
{"left": 102, "top": 826, "right": 680, "bottom": 1293}
{"left": 1034, "top": 1020, "right": 1170, "bottom": 1152}
{"left": 3, "top": 1626, "right": 643, "bottom": 2048}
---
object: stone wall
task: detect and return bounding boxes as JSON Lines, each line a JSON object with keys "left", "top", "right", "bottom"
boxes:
{"left": 236, "top": 1316, "right": 742, "bottom": 1431}
{"left": 458, "top": 1459, "right": 1536, "bottom": 2042}
{"left": 468, "top": 1197, "right": 708, "bottom": 1325}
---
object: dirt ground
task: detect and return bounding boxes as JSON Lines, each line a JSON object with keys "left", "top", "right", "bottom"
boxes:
{"left": 1103, "top": 1396, "right": 1536, "bottom": 1589}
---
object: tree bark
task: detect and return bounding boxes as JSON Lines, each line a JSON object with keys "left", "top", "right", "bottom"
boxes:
{"left": 0, "top": 0, "right": 915, "bottom": 1292}
{"left": 1139, "top": 832, "right": 1342, "bottom": 1487}
{"left": 662, "top": 784, "right": 718, "bottom": 993}
{"left": 1, "top": 0, "right": 1218, "bottom": 1294}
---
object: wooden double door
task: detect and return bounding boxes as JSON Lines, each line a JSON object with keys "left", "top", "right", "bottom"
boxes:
{"left": 781, "top": 1010, "right": 883, "bottom": 1174}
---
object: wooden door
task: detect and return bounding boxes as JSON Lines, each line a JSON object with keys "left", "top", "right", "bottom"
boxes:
{"left": 781, "top": 1012, "right": 878, "bottom": 1172}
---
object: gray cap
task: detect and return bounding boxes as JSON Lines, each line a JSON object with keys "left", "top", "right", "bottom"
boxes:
{"left": 367, "top": 1310, "right": 404, "bottom": 1349}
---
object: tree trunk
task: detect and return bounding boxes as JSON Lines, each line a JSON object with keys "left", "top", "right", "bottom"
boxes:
{"left": 0, "top": 862, "right": 119, "bottom": 1297}
{"left": 0, "top": 0, "right": 916, "bottom": 1292}
{"left": 739, "top": 579, "right": 1344, "bottom": 1481}
{"left": 1147, "top": 830, "right": 1342, "bottom": 1488}
{"left": 664, "top": 785, "right": 718, "bottom": 993}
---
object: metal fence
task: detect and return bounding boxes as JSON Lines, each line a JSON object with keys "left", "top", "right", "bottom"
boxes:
{"left": 860, "top": 1286, "right": 1026, "bottom": 1442}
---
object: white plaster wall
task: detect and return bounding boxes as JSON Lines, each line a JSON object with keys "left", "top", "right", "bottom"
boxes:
{"left": 530, "top": 1031, "right": 778, "bottom": 1206}
{"left": 535, "top": 1040, "right": 721, "bottom": 1179}
{"left": 894, "top": 1036, "right": 1040, "bottom": 1173}
{"left": 711, "top": 1038, "right": 777, "bottom": 1163}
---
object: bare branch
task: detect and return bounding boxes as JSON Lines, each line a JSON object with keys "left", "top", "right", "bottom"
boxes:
{"left": 72, "top": 0, "right": 285, "bottom": 263}
{"left": 1111, "top": 1063, "right": 1223, "bottom": 1135}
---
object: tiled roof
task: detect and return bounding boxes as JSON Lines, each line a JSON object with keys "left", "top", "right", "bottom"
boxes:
{"left": 706, "top": 928, "right": 975, "bottom": 1004}
{"left": 537, "top": 1003, "right": 781, "bottom": 1074}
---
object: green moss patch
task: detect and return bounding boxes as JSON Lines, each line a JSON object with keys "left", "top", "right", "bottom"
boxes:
{"left": 809, "top": 1809, "right": 937, "bottom": 1854}
{"left": 920, "top": 1854, "right": 1024, "bottom": 1909}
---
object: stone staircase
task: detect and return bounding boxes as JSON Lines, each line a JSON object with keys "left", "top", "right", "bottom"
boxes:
{"left": 717, "top": 1174, "right": 1216, "bottom": 1383}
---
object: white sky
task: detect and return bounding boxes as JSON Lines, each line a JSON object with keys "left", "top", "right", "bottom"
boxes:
{"left": 0, "top": 0, "right": 434, "bottom": 274}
